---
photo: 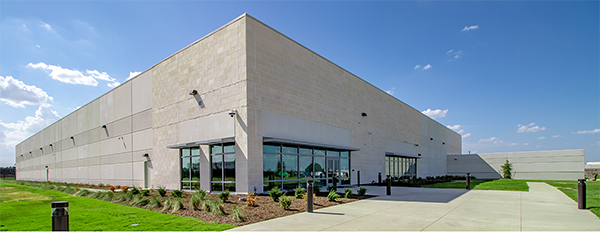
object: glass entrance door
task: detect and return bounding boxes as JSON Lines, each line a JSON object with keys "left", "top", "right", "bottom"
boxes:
{"left": 327, "top": 158, "right": 340, "bottom": 187}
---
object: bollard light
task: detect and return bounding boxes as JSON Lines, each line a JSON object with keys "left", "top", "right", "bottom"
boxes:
{"left": 578, "top": 179, "right": 586, "bottom": 209}
{"left": 307, "top": 180, "right": 314, "bottom": 213}
{"left": 51, "top": 201, "right": 69, "bottom": 231}
{"left": 466, "top": 173, "right": 471, "bottom": 190}
{"left": 378, "top": 172, "right": 382, "bottom": 186}
{"left": 386, "top": 176, "right": 392, "bottom": 196}
{"left": 357, "top": 170, "right": 361, "bottom": 187}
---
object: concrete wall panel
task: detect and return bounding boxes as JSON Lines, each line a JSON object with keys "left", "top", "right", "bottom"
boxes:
{"left": 113, "top": 81, "right": 132, "bottom": 121}
{"left": 178, "top": 112, "right": 233, "bottom": 144}
{"left": 132, "top": 71, "right": 152, "bottom": 114}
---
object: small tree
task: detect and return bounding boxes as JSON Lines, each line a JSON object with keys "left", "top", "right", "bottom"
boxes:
{"left": 501, "top": 159, "right": 512, "bottom": 179}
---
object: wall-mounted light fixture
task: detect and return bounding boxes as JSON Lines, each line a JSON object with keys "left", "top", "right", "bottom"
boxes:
{"left": 70, "top": 136, "right": 74, "bottom": 140}
{"left": 142, "top": 153, "right": 149, "bottom": 157}
{"left": 454, "top": 157, "right": 458, "bottom": 160}
{"left": 229, "top": 109, "right": 237, "bottom": 117}
{"left": 361, "top": 112, "right": 368, "bottom": 117}
{"left": 418, "top": 154, "right": 422, "bottom": 157}
{"left": 442, "top": 142, "right": 445, "bottom": 145}
{"left": 49, "top": 144, "right": 53, "bottom": 151}
{"left": 189, "top": 90, "right": 198, "bottom": 95}
{"left": 40, "top": 148, "right": 43, "bottom": 154}
{"left": 189, "top": 90, "right": 203, "bottom": 106}
{"left": 45, "top": 166, "right": 48, "bottom": 168}
{"left": 430, "top": 138, "right": 434, "bottom": 141}
{"left": 415, "top": 143, "right": 419, "bottom": 147}
{"left": 101, "top": 125, "right": 107, "bottom": 129}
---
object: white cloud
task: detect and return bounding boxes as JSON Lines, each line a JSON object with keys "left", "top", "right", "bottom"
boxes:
{"left": 0, "top": 76, "right": 53, "bottom": 108}
{"left": 385, "top": 87, "right": 395, "bottom": 95}
{"left": 447, "top": 50, "right": 463, "bottom": 61}
{"left": 572, "top": 129, "right": 600, "bottom": 134}
{"left": 107, "top": 82, "right": 120, "bottom": 88}
{"left": 27, "top": 62, "right": 115, "bottom": 86}
{"left": 523, "top": 143, "right": 530, "bottom": 146}
{"left": 478, "top": 136, "right": 520, "bottom": 147}
{"left": 462, "top": 133, "right": 472, "bottom": 139}
{"left": 537, "top": 136, "right": 546, "bottom": 140}
{"left": 414, "top": 64, "right": 432, "bottom": 70}
{"left": 41, "top": 21, "right": 53, "bottom": 31}
{"left": 0, "top": 104, "right": 60, "bottom": 149}
{"left": 422, "top": 109, "right": 448, "bottom": 119}
{"left": 461, "top": 25, "right": 479, "bottom": 32}
{"left": 516, "top": 123, "right": 547, "bottom": 133}
{"left": 127, "top": 71, "right": 141, "bottom": 80}
{"left": 479, "top": 137, "right": 503, "bottom": 144}
{"left": 552, "top": 135, "right": 562, "bottom": 138}
{"left": 447, "top": 125, "right": 465, "bottom": 134}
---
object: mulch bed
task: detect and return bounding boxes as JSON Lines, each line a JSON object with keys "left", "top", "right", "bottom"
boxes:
{"left": 115, "top": 192, "right": 373, "bottom": 226}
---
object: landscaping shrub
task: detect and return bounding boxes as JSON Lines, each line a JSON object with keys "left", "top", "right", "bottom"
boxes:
{"left": 108, "top": 185, "right": 116, "bottom": 192}
{"left": 149, "top": 195, "right": 162, "bottom": 208}
{"left": 89, "top": 191, "right": 102, "bottom": 199}
{"left": 157, "top": 187, "right": 167, "bottom": 197}
{"left": 246, "top": 193, "right": 258, "bottom": 207}
{"left": 120, "top": 186, "right": 129, "bottom": 193}
{"left": 140, "top": 190, "right": 150, "bottom": 196}
{"left": 130, "top": 194, "right": 143, "bottom": 205}
{"left": 101, "top": 191, "right": 114, "bottom": 201}
{"left": 344, "top": 188, "right": 353, "bottom": 198}
{"left": 130, "top": 187, "right": 140, "bottom": 195}
{"left": 134, "top": 197, "right": 150, "bottom": 207}
{"left": 190, "top": 193, "right": 202, "bottom": 211}
{"left": 357, "top": 187, "right": 368, "bottom": 196}
{"left": 171, "top": 190, "right": 183, "bottom": 198}
{"left": 502, "top": 160, "right": 512, "bottom": 179}
{"left": 327, "top": 190, "right": 339, "bottom": 202}
{"left": 162, "top": 197, "right": 173, "bottom": 212}
{"left": 279, "top": 196, "right": 293, "bottom": 210}
{"left": 196, "top": 189, "right": 207, "bottom": 200}
{"left": 313, "top": 184, "right": 321, "bottom": 193}
{"left": 218, "top": 190, "right": 230, "bottom": 202}
{"left": 269, "top": 187, "right": 284, "bottom": 202}
{"left": 203, "top": 199, "right": 224, "bottom": 215}
{"left": 123, "top": 191, "right": 134, "bottom": 202}
{"left": 294, "top": 188, "right": 305, "bottom": 199}
{"left": 231, "top": 206, "right": 245, "bottom": 222}
{"left": 75, "top": 189, "right": 91, "bottom": 197}
{"left": 98, "top": 183, "right": 104, "bottom": 187}
{"left": 327, "top": 185, "right": 337, "bottom": 193}
{"left": 64, "top": 186, "right": 79, "bottom": 194}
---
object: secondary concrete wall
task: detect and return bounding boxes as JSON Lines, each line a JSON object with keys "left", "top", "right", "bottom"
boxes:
{"left": 448, "top": 149, "right": 585, "bottom": 180}
{"left": 244, "top": 14, "right": 461, "bottom": 189}
{"left": 16, "top": 71, "right": 154, "bottom": 187}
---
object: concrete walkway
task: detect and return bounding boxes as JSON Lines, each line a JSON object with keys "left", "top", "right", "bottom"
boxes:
{"left": 230, "top": 183, "right": 600, "bottom": 231}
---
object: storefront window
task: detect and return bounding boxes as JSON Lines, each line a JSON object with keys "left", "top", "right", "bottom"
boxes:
{"left": 211, "top": 143, "right": 235, "bottom": 192}
{"left": 181, "top": 148, "right": 201, "bottom": 190}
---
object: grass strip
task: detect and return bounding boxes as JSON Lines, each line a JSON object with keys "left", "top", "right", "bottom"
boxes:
{"left": 0, "top": 182, "right": 234, "bottom": 231}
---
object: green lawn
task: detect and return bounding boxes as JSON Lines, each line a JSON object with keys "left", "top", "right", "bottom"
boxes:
{"left": 0, "top": 182, "right": 235, "bottom": 231}
{"left": 424, "top": 179, "right": 600, "bottom": 219}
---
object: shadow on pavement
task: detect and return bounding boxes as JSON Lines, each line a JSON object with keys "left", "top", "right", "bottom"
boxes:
{"left": 361, "top": 186, "right": 468, "bottom": 203}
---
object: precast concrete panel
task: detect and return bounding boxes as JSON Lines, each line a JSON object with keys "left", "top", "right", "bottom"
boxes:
{"left": 178, "top": 112, "right": 234, "bottom": 144}
{"left": 132, "top": 110, "right": 152, "bottom": 132}
{"left": 133, "top": 129, "right": 153, "bottom": 151}
{"left": 99, "top": 92, "right": 114, "bottom": 126}
{"left": 113, "top": 81, "right": 133, "bottom": 121}
{"left": 132, "top": 71, "right": 152, "bottom": 114}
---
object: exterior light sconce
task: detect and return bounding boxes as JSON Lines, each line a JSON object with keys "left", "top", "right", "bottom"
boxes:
{"left": 45, "top": 166, "right": 48, "bottom": 168}
{"left": 102, "top": 125, "right": 109, "bottom": 137}
{"left": 49, "top": 144, "right": 53, "bottom": 151}
{"left": 229, "top": 109, "right": 237, "bottom": 117}
{"left": 442, "top": 142, "right": 445, "bottom": 145}
{"left": 189, "top": 90, "right": 203, "bottom": 107}
{"left": 414, "top": 143, "right": 419, "bottom": 147}
{"left": 430, "top": 138, "right": 433, "bottom": 141}
{"left": 40, "top": 148, "right": 43, "bottom": 154}
{"left": 418, "top": 154, "right": 422, "bottom": 157}
{"left": 70, "top": 136, "right": 74, "bottom": 140}
{"left": 142, "top": 153, "right": 149, "bottom": 157}
{"left": 454, "top": 157, "right": 458, "bottom": 160}
{"left": 361, "top": 112, "right": 367, "bottom": 117}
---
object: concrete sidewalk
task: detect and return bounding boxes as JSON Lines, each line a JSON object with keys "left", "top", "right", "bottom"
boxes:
{"left": 229, "top": 183, "right": 600, "bottom": 231}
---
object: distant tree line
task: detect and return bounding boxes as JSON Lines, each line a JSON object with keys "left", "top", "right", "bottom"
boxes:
{"left": 1, "top": 166, "right": 16, "bottom": 175}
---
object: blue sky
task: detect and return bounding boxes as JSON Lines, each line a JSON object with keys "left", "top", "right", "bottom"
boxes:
{"left": 1, "top": 1, "right": 598, "bottom": 167}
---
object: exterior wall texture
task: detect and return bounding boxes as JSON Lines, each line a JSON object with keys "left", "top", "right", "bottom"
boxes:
{"left": 16, "top": 14, "right": 462, "bottom": 192}
{"left": 447, "top": 149, "right": 585, "bottom": 180}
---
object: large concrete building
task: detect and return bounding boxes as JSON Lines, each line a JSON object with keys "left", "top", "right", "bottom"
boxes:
{"left": 15, "top": 14, "right": 461, "bottom": 193}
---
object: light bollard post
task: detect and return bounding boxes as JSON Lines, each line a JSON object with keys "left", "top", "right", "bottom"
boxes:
{"left": 378, "top": 172, "right": 382, "bottom": 186}
{"left": 386, "top": 176, "right": 391, "bottom": 196}
{"left": 307, "top": 180, "right": 314, "bottom": 213}
{"left": 466, "top": 173, "right": 471, "bottom": 190}
{"left": 357, "top": 170, "right": 361, "bottom": 187}
{"left": 51, "top": 201, "right": 69, "bottom": 231}
{"left": 578, "top": 179, "right": 586, "bottom": 209}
